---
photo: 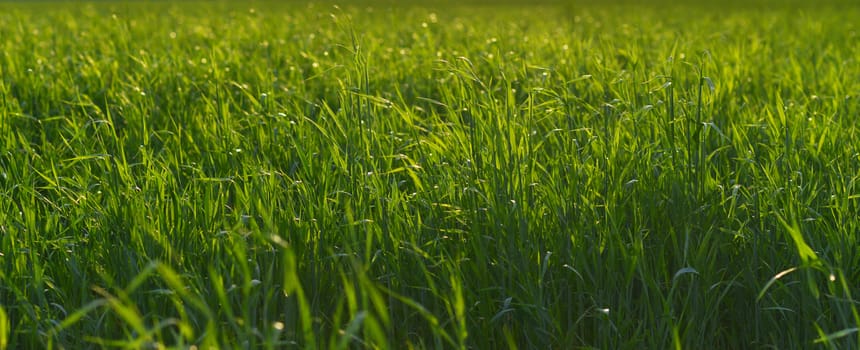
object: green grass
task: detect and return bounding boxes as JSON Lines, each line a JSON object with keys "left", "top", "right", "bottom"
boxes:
{"left": 0, "top": 1, "right": 859, "bottom": 348}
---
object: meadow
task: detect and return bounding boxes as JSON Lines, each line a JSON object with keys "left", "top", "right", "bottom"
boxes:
{"left": 0, "top": 1, "right": 859, "bottom": 348}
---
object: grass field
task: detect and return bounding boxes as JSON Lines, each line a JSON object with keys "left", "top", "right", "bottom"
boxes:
{"left": 1, "top": 1, "right": 859, "bottom": 348}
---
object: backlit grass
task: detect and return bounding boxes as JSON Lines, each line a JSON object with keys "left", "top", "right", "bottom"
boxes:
{"left": 1, "top": 1, "right": 859, "bottom": 348}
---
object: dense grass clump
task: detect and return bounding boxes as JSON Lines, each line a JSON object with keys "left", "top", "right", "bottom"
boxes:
{"left": 1, "top": 1, "right": 859, "bottom": 348}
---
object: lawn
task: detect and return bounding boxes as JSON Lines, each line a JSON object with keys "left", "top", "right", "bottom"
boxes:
{"left": 1, "top": 1, "right": 859, "bottom": 348}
